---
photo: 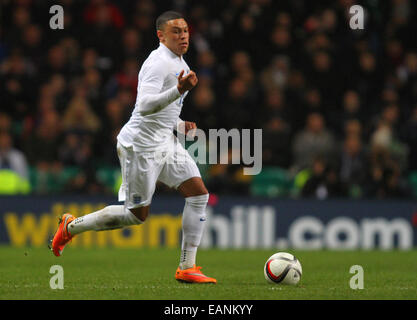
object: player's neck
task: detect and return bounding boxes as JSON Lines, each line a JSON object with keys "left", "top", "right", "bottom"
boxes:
{"left": 160, "top": 42, "right": 182, "bottom": 59}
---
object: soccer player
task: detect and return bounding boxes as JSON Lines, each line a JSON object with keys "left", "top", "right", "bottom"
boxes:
{"left": 50, "top": 11, "right": 216, "bottom": 284}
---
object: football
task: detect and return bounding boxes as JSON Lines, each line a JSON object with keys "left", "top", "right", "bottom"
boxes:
{"left": 264, "top": 252, "right": 302, "bottom": 285}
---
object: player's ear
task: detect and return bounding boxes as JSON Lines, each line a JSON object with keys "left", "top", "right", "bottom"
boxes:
{"left": 157, "top": 29, "right": 164, "bottom": 42}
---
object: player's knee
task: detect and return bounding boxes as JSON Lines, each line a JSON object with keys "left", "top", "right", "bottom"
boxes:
{"left": 129, "top": 206, "right": 149, "bottom": 222}
{"left": 178, "top": 177, "right": 209, "bottom": 197}
{"left": 199, "top": 187, "right": 209, "bottom": 196}
{"left": 193, "top": 182, "right": 209, "bottom": 196}
{"left": 185, "top": 193, "right": 209, "bottom": 206}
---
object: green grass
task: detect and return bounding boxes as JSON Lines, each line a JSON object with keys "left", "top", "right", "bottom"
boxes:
{"left": 0, "top": 246, "right": 416, "bottom": 300}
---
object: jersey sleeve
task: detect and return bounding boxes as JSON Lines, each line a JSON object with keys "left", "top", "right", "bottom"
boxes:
{"left": 140, "top": 59, "right": 165, "bottom": 90}
{"left": 137, "top": 61, "right": 181, "bottom": 115}
{"left": 176, "top": 117, "right": 185, "bottom": 133}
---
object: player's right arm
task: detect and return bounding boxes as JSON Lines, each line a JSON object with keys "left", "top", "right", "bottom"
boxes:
{"left": 137, "top": 63, "right": 198, "bottom": 116}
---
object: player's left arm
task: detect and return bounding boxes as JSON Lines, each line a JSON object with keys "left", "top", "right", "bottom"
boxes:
{"left": 176, "top": 67, "right": 197, "bottom": 136}
{"left": 176, "top": 118, "right": 197, "bottom": 135}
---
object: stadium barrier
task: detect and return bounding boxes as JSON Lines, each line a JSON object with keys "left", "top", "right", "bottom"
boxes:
{"left": 0, "top": 196, "right": 416, "bottom": 249}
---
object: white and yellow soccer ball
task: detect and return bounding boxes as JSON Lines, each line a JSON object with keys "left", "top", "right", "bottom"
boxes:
{"left": 264, "top": 252, "right": 302, "bottom": 285}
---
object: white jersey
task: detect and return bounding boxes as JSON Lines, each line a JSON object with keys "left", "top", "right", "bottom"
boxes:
{"left": 117, "top": 42, "right": 189, "bottom": 151}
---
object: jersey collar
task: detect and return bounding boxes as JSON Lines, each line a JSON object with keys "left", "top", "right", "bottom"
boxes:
{"left": 159, "top": 42, "right": 182, "bottom": 60}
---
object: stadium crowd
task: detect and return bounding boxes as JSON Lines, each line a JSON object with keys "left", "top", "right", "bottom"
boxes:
{"left": 1, "top": 0, "right": 417, "bottom": 199}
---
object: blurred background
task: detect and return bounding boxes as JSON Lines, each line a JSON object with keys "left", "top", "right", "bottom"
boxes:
{"left": 0, "top": 0, "right": 417, "bottom": 201}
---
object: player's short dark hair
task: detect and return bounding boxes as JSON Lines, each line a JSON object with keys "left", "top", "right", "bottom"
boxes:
{"left": 156, "top": 11, "right": 184, "bottom": 31}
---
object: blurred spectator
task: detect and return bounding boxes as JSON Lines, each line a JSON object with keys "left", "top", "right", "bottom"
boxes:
{"left": 260, "top": 55, "right": 290, "bottom": 91}
{"left": 364, "top": 146, "right": 411, "bottom": 199}
{"left": 344, "top": 119, "right": 363, "bottom": 139}
{"left": 380, "top": 104, "right": 400, "bottom": 133}
{"left": 106, "top": 58, "right": 138, "bottom": 99}
{"left": 116, "top": 28, "right": 144, "bottom": 68}
{"left": 95, "top": 98, "right": 126, "bottom": 165}
{"left": 62, "top": 85, "right": 101, "bottom": 134}
{"left": 196, "top": 50, "right": 217, "bottom": 87}
{"left": 329, "top": 90, "right": 364, "bottom": 137}
{"left": 263, "top": 89, "right": 285, "bottom": 115}
{"left": 0, "top": 113, "right": 12, "bottom": 133}
{"left": 115, "top": 87, "right": 135, "bottom": 110}
{"left": 58, "top": 132, "right": 94, "bottom": 167}
{"left": 339, "top": 134, "right": 367, "bottom": 197}
{"left": 6, "top": 6, "right": 31, "bottom": 47}
{"left": 292, "top": 113, "right": 337, "bottom": 171}
{"left": 82, "top": 0, "right": 124, "bottom": 61}
{"left": 83, "top": 67, "right": 103, "bottom": 111}
{"left": 400, "top": 105, "right": 417, "bottom": 171}
{"left": 131, "top": 0, "right": 156, "bottom": 49}
{"left": 229, "top": 51, "right": 252, "bottom": 81}
{"left": 356, "top": 51, "right": 382, "bottom": 105}
{"left": 64, "top": 169, "right": 106, "bottom": 195}
{"left": 262, "top": 116, "right": 292, "bottom": 168}
{"left": 98, "top": 128, "right": 120, "bottom": 167}
{"left": 0, "top": 131, "right": 30, "bottom": 194}
{"left": 219, "top": 77, "right": 253, "bottom": 129}
{"left": 48, "top": 73, "right": 68, "bottom": 111}
{"left": 370, "top": 112, "right": 409, "bottom": 172}
{"left": 24, "top": 109, "right": 61, "bottom": 168}
{"left": 0, "top": 52, "right": 35, "bottom": 119}
{"left": 301, "top": 157, "right": 345, "bottom": 199}
{"left": 398, "top": 52, "right": 417, "bottom": 105}
{"left": 21, "top": 24, "right": 43, "bottom": 66}
{"left": 82, "top": 48, "right": 99, "bottom": 70}
{"left": 83, "top": 0, "right": 125, "bottom": 29}
{"left": 103, "top": 98, "right": 126, "bottom": 131}
{"left": 297, "top": 87, "right": 324, "bottom": 127}
{"left": 206, "top": 149, "right": 251, "bottom": 195}
{"left": 187, "top": 85, "right": 217, "bottom": 132}
{"left": 0, "top": 131, "right": 28, "bottom": 180}
{"left": 308, "top": 50, "right": 339, "bottom": 107}
{"left": 260, "top": 89, "right": 294, "bottom": 129}
{"left": 270, "top": 26, "right": 294, "bottom": 61}
{"left": 43, "top": 45, "right": 68, "bottom": 76}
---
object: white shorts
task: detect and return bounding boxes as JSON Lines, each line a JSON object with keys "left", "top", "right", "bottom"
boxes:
{"left": 117, "top": 137, "right": 201, "bottom": 209}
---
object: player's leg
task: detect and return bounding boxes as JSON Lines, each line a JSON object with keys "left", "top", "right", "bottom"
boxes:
{"left": 158, "top": 141, "right": 216, "bottom": 283}
{"left": 50, "top": 144, "right": 157, "bottom": 256}
{"left": 129, "top": 205, "right": 150, "bottom": 222}
{"left": 67, "top": 205, "right": 145, "bottom": 235}
{"left": 50, "top": 203, "right": 145, "bottom": 257}
{"left": 177, "top": 176, "right": 208, "bottom": 270}
{"left": 65, "top": 142, "right": 149, "bottom": 235}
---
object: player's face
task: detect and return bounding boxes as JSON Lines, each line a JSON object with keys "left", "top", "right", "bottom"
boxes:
{"left": 158, "top": 19, "right": 189, "bottom": 56}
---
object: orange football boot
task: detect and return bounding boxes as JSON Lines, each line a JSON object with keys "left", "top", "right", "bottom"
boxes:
{"left": 49, "top": 213, "right": 75, "bottom": 257}
{"left": 175, "top": 265, "right": 217, "bottom": 284}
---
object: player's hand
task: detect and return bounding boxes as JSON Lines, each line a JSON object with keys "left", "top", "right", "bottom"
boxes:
{"left": 178, "top": 121, "right": 197, "bottom": 138}
{"left": 184, "top": 121, "right": 197, "bottom": 136}
{"left": 177, "top": 70, "right": 198, "bottom": 94}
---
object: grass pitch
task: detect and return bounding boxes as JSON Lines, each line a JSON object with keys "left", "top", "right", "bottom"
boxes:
{"left": 0, "top": 246, "right": 416, "bottom": 300}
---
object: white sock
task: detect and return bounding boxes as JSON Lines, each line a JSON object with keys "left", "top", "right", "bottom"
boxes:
{"left": 180, "top": 247, "right": 197, "bottom": 270}
{"left": 67, "top": 205, "right": 143, "bottom": 236}
{"left": 179, "top": 194, "right": 209, "bottom": 269}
